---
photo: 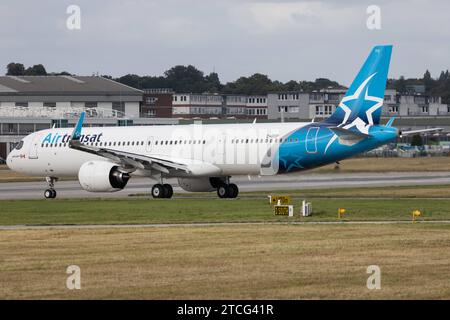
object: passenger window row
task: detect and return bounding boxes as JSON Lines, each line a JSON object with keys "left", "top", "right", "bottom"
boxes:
{"left": 40, "top": 137, "right": 295, "bottom": 148}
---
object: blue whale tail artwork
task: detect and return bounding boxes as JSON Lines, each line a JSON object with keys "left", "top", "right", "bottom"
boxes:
{"left": 326, "top": 45, "right": 393, "bottom": 126}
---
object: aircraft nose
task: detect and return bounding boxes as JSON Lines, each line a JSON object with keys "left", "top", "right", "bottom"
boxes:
{"left": 6, "top": 152, "right": 14, "bottom": 170}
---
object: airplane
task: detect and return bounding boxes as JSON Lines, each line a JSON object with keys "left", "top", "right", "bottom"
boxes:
{"left": 6, "top": 45, "right": 439, "bottom": 199}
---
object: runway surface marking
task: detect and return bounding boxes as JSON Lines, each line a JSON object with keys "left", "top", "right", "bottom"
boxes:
{"left": 1, "top": 171, "right": 450, "bottom": 200}
{"left": 1, "top": 220, "right": 450, "bottom": 230}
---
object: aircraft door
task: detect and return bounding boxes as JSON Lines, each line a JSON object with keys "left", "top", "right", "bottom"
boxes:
{"left": 305, "top": 127, "right": 319, "bottom": 154}
{"left": 28, "top": 133, "right": 42, "bottom": 159}
{"left": 146, "top": 136, "right": 154, "bottom": 153}
{"left": 216, "top": 133, "right": 226, "bottom": 162}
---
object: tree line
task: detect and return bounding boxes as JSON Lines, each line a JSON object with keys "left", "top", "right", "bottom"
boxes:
{"left": 5, "top": 62, "right": 450, "bottom": 103}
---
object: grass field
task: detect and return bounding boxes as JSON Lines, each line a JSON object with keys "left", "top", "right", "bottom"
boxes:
{"left": 1, "top": 224, "right": 450, "bottom": 299}
{"left": 1, "top": 156, "right": 450, "bottom": 183}
{"left": 1, "top": 194, "right": 450, "bottom": 225}
{"left": 1, "top": 183, "right": 450, "bottom": 299}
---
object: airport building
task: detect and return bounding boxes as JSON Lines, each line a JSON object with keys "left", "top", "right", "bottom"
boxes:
{"left": 0, "top": 76, "right": 177, "bottom": 159}
{"left": 267, "top": 88, "right": 450, "bottom": 121}
{"left": 171, "top": 93, "right": 268, "bottom": 119}
{"left": 267, "top": 89, "right": 345, "bottom": 120}
{"left": 2, "top": 76, "right": 450, "bottom": 159}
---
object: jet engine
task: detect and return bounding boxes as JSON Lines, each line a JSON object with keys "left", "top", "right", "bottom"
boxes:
{"left": 78, "top": 160, "right": 130, "bottom": 192}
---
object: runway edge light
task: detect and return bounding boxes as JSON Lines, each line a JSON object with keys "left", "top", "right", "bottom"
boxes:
{"left": 338, "top": 208, "right": 346, "bottom": 219}
{"left": 412, "top": 210, "right": 422, "bottom": 223}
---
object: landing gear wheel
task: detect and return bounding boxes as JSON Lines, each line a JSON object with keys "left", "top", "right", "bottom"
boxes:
{"left": 44, "top": 189, "right": 56, "bottom": 199}
{"left": 44, "top": 177, "right": 58, "bottom": 199}
{"left": 228, "top": 183, "right": 239, "bottom": 198}
{"left": 151, "top": 184, "right": 165, "bottom": 198}
{"left": 163, "top": 184, "right": 173, "bottom": 199}
{"left": 217, "top": 185, "right": 230, "bottom": 198}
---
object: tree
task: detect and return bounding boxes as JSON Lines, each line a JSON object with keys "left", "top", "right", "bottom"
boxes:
{"left": 117, "top": 74, "right": 141, "bottom": 88}
{"left": 204, "top": 72, "right": 222, "bottom": 93}
{"left": 222, "top": 73, "right": 274, "bottom": 95}
{"left": 6, "top": 62, "right": 25, "bottom": 75}
{"left": 395, "top": 75, "right": 407, "bottom": 93}
{"left": 423, "top": 70, "right": 431, "bottom": 82}
{"left": 411, "top": 134, "right": 423, "bottom": 146}
{"left": 164, "top": 65, "right": 206, "bottom": 93}
{"left": 24, "top": 64, "right": 47, "bottom": 75}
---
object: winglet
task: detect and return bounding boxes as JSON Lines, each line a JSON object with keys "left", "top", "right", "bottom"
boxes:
{"left": 71, "top": 112, "right": 85, "bottom": 141}
{"left": 386, "top": 117, "right": 396, "bottom": 127}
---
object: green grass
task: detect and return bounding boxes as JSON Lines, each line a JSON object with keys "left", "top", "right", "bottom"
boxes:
{"left": 1, "top": 196, "right": 450, "bottom": 226}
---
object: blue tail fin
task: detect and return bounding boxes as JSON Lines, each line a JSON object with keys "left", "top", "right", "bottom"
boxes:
{"left": 326, "top": 45, "right": 392, "bottom": 126}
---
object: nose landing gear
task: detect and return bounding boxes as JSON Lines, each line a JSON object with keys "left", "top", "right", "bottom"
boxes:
{"left": 44, "top": 177, "right": 58, "bottom": 199}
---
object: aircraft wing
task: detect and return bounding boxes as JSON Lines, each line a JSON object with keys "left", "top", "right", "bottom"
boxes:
{"left": 68, "top": 112, "right": 190, "bottom": 174}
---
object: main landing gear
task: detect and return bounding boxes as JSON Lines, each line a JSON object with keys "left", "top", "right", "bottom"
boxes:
{"left": 44, "top": 177, "right": 58, "bottom": 199}
{"left": 217, "top": 183, "right": 239, "bottom": 199}
{"left": 151, "top": 183, "right": 173, "bottom": 199}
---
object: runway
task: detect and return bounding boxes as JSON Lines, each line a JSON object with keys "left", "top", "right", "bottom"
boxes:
{"left": 1, "top": 219, "right": 450, "bottom": 231}
{"left": 0, "top": 171, "right": 449, "bottom": 200}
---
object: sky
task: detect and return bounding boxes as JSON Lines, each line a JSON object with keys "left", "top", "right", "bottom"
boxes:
{"left": 0, "top": 0, "right": 449, "bottom": 86}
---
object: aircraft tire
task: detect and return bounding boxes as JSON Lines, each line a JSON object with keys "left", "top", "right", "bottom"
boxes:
{"left": 217, "top": 185, "right": 230, "bottom": 198}
{"left": 163, "top": 184, "right": 173, "bottom": 198}
{"left": 228, "top": 183, "right": 239, "bottom": 198}
{"left": 151, "top": 184, "right": 165, "bottom": 198}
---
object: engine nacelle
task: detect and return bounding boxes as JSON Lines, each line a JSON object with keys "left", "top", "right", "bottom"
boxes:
{"left": 178, "top": 177, "right": 217, "bottom": 192}
{"left": 78, "top": 160, "right": 130, "bottom": 192}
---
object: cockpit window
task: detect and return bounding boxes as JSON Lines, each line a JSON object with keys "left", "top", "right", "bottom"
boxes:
{"left": 15, "top": 141, "right": 24, "bottom": 150}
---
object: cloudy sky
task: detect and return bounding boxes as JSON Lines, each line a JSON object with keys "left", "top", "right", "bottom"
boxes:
{"left": 0, "top": 0, "right": 449, "bottom": 85}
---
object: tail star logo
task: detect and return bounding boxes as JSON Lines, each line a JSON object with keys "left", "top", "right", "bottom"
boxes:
{"left": 325, "top": 73, "right": 383, "bottom": 153}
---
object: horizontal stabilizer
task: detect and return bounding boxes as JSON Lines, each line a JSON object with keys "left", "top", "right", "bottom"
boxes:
{"left": 328, "top": 127, "right": 371, "bottom": 146}
{"left": 400, "top": 128, "right": 442, "bottom": 136}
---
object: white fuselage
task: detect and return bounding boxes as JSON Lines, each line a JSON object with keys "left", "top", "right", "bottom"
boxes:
{"left": 7, "top": 122, "right": 308, "bottom": 178}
